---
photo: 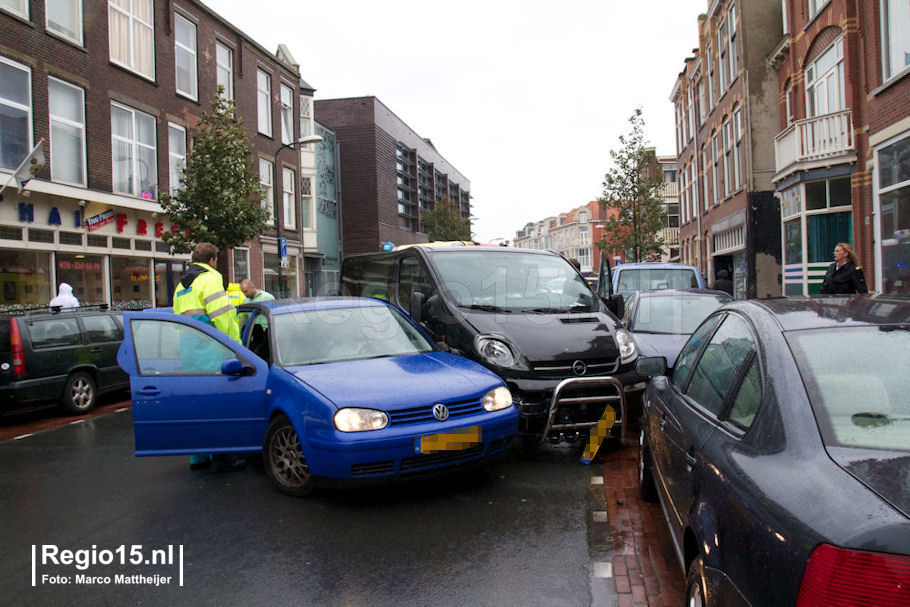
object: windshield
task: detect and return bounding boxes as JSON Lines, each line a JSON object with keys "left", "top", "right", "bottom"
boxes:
{"left": 786, "top": 326, "right": 910, "bottom": 452}
{"left": 272, "top": 305, "right": 434, "bottom": 366}
{"left": 617, "top": 268, "right": 699, "bottom": 296}
{"left": 427, "top": 250, "right": 596, "bottom": 313}
{"left": 631, "top": 294, "right": 731, "bottom": 334}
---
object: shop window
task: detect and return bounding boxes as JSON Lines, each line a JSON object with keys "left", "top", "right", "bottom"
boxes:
{"left": 111, "top": 255, "right": 151, "bottom": 308}
{"left": 808, "top": 212, "right": 852, "bottom": 263}
{"left": 264, "top": 251, "right": 297, "bottom": 298}
{"left": 56, "top": 252, "right": 104, "bottom": 305}
{"left": 0, "top": 249, "right": 51, "bottom": 307}
{"left": 232, "top": 248, "right": 249, "bottom": 283}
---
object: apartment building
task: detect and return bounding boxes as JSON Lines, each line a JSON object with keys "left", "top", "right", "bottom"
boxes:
{"left": 0, "top": 0, "right": 314, "bottom": 308}
{"left": 650, "top": 151, "right": 682, "bottom": 262}
{"left": 314, "top": 97, "right": 471, "bottom": 255}
{"left": 672, "top": 0, "right": 783, "bottom": 299}
{"left": 770, "top": 0, "right": 910, "bottom": 294}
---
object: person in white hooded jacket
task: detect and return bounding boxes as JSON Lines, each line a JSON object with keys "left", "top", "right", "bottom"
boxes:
{"left": 49, "top": 283, "right": 80, "bottom": 309}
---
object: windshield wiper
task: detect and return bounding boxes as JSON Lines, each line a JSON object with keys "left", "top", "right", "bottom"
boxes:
{"left": 880, "top": 324, "right": 910, "bottom": 332}
{"left": 461, "top": 304, "right": 513, "bottom": 313}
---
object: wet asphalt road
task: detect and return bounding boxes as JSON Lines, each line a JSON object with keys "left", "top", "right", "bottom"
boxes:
{"left": 0, "top": 410, "right": 617, "bottom": 606}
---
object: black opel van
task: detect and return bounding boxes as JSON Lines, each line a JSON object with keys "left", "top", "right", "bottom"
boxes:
{"left": 341, "top": 246, "right": 644, "bottom": 445}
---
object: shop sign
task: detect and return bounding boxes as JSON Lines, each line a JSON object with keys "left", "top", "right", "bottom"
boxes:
{"left": 85, "top": 209, "right": 116, "bottom": 232}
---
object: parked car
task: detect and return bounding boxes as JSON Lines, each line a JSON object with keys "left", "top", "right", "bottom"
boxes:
{"left": 341, "top": 246, "right": 640, "bottom": 447}
{"left": 636, "top": 295, "right": 910, "bottom": 606}
{"left": 0, "top": 305, "right": 128, "bottom": 414}
{"left": 604, "top": 262, "right": 706, "bottom": 301}
{"left": 622, "top": 289, "right": 731, "bottom": 367}
{"left": 116, "top": 297, "right": 518, "bottom": 496}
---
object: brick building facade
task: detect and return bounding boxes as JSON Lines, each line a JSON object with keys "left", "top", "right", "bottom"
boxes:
{"left": 0, "top": 0, "right": 314, "bottom": 308}
{"left": 314, "top": 97, "right": 470, "bottom": 255}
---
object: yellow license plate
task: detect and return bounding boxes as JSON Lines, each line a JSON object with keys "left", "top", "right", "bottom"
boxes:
{"left": 416, "top": 426, "right": 481, "bottom": 454}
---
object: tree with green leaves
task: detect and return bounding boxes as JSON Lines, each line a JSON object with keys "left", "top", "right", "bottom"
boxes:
{"left": 597, "top": 108, "right": 666, "bottom": 263}
{"left": 159, "top": 92, "right": 270, "bottom": 264}
{"left": 422, "top": 195, "right": 472, "bottom": 241}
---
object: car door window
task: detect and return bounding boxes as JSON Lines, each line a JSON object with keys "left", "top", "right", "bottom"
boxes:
{"left": 131, "top": 319, "right": 235, "bottom": 375}
{"left": 398, "top": 256, "right": 434, "bottom": 316}
{"left": 686, "top": 314, "right": 756, "bottom": 416}
{"left": 727, "top": 358, "right": 761, "bottom": 429}
{"left": 672, "top": 313, "right": 724, "bottom": 390}
{"left": 81, "top": 314, "right": 121, "bottom": 342}
{"left": 31, "top": 318, "right": 81, "bottom": 348}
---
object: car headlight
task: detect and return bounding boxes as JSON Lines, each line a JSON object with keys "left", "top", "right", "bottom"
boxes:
{"left": 482, "top": 386, "right": 513, "bottom": 411}
{"left": 474, "top": 335, "right": 518, "bottom": 368}
{"left": 615, "top": 329, "right": 638, "bottom": 364}
{"left": 334, "top": 408, "right": 389, "bottom": 432}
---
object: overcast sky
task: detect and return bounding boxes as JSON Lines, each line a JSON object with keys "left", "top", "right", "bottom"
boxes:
{"left": 206, "top": 0, "right": 707, "bottom": 244}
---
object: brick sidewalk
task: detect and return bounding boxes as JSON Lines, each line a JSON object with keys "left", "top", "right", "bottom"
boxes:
{"left": 601, "top": 442, "right": 685, "bottom": 607}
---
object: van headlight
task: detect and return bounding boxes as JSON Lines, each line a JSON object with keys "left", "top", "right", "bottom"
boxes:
{"left": 334, "top": 408, "right": 389, "bottom": 432}
{"left": 474, "top": 335, "right": 519, "bottom": 368}
{"left": 482, "top": 386, "right": 513, "bottom": 411}
{"left": 615, "top": 329, "right": 638, "bottom": 364}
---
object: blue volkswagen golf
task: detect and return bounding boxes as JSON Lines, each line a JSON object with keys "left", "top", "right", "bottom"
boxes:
{"left": 116, "top": 297, "right": 518, "bottom": 496}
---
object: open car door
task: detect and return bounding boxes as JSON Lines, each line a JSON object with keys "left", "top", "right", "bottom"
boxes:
{"left": 597, "top": 251, "right": 624, "bottom": 317}
{"left": 117, "top": 311, "right": 270, "bottom": 457}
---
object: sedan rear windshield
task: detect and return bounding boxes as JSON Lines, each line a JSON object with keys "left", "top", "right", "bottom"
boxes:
{"left": 632, "top": 294, "right": 730, "bottom": 334}
{"left": 273, "top": 306, "right": 433, "bottom": 366}
{"left": 786, "top": 326, "right": 909, "bottom": 452}
{"left": 427, "top": 250, "right": 596, "bottom": 313}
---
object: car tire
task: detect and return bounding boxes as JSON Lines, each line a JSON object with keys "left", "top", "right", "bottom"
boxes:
{"left": 264, "top": 415, "right": 314, "bottom": 497}
{"left": 638, "top": 429, "right": 658, "bottom": 502}
{"left": 59, "top": 371, "right": 97, "bottom": 415}
{"left": 686, "top": 556, "right": 709, "bottom": 607}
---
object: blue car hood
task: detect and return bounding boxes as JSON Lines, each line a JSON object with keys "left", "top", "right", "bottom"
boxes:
{"left": 286, "top": 351, "right": 501, "bottom": 410}
{"left": 631, "top": 333, "right": 690, "bottom": 368}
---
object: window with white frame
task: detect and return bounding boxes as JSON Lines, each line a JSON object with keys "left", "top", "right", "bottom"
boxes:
{"left": 215, "top": 41, "right": 233, "bottom": 99}
{"left": 877, "top": 134, "right": 910, "bottom": 294}
{"left": 0, "top": 57, "right": 32, "bottom": 171}
{"left": 675, "top": 102, "right": 684, "bottom": 154}
{"left": 686, "top": 86, "right": 695, "bottom": 142}
{"left": 881, "top": 0, "right": 910, "bottom": 81}
{"left": 808, "top": 0, "right": 831, "bottom": 20}
{"left": 718, "top": 19, "right": 728, "bottom": 93}
{"left": 232, "top": 247, "right": 248, "bottom": 282}
{"left": 723, "top": 116, "right": 732, "bottom": 197}
{"left": 301, "top": 176, "right": 312, "bottom": 229}
{"left": 727, "top": 3, "right": 738, "bottom": 82}
{"left": 299, "top": 94, "right": 312, "bottom": 144}
{"left": 680, "top": 163, "right": 688, "bottom": 224}
{"left": 782, "top": 0, "right": 789, "bottom": 35}
{"left": 174, "top": 13, "right": 197, "bottom": 100}
{"left": 690, "top": 162, "right": 698, "bottom": 219}
{"left": 282, "top": 167, "right": 295, "bottom": 229}
{"left": 579, "top": 210, "right": 587, "bottom": 223}
{"left": 257, "top": 70, "right": 272, "bottom": 136}
{"left": 168, "top": 123, "right": 186, "bottom": 195}
{"left": 733, "top": 106, "right": 743, "bottom": 191}
{"left": 280, "top": 84, "right": 293, "bottom": 145}
{"left": 698, "top": 78, "right": 706, "bottom": 124}
{"left": 259, "top": 158, "right": 273, "bottom": 223}
{"left": 706, "top": 44, "right": 716, "bottom": 109}
{"left": 702, "top": 146, "right": 710, "bottom": 211}
{"left": 712, "top": 130, "right": 720, "bottom": 205}
{"left": 48, "top": 77, "right": 85, "bottom": 186}
{"left": 111, "top": 102, "right": 157, "bottom": 197}
{"left": 108, "top": 0, "right": 154, "bottom": 79}
{"left": 806, "top": 37, "right": 845, "bottom": 117}
{"left": 0, "top": 0, "right": 27, "bottom": 19}
{"left": 47, "top": 0, "right": 83, "bottom": 44}
{"left": 579, "top": 226, "right": 590, "bottom": 245}
{"left": 785, "top": 83, "right": 794, "bottom": 125}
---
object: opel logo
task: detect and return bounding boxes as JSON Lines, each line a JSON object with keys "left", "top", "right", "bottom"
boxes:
{"left": 433, "top": 404, "right": 450, "bottom": 421}
{"left": 572, "top": 360, "right": 587, "bottom": 376}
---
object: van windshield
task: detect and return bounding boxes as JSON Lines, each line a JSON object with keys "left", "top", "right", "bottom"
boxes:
{"left": 616, "top": 268, "right": 699, "bottom": 297}
{"left": 427, "top": 250, "right": 597, "bottom": 313}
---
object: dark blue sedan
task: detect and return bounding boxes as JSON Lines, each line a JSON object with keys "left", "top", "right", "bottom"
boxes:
{"left": 636, "top": 295, "right": 910, "bottom": 606}
{"left": 117, "top": 297, "right": 518, "bottom": 496}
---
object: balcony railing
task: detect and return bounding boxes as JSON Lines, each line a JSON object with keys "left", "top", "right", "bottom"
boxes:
{"left": 661, "top": 227, "right": 680, "bottom": 245}
{"left": 659, "top": 181, "right": 678, "bottom": 198}
{"left": 774, "top": 109, "right": 854, "bottom": 174}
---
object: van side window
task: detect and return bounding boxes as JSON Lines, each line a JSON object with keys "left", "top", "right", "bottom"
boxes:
{"left": 398, "top": 257, "right": 434, "bottom": 316}
{"left": 81, "top": 315, "right": 121, "bottom": 342}
{"left": 341, "top": 256, "right": 395, "bottom": 301}
{"left": 31, "top": 318, "right": 81, "bottom": 348}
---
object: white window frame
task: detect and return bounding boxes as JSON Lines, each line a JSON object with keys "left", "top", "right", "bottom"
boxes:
{"left": 702, "top": 146, "right": 710, "bottom": 212}
{"left": 111, "top": 102, "right": 157, "bottom": 197}
{"left": 805, "top": 37, "right": 845, "bottom": 117}
{"left": 782, "top": 0, "right": 789, "bottom": 35}
{"left": 259, "top": 158, "right": 274, "bottom": 223}
{"left": 168, "top": 123, "right": 186, "bottom": 195}
{"left": 48, "top": 76, "right": 86, "bottom": 187}
{"left": 718, "top": 19, "right": 728, "bottom": 93}
{"left": 711, "top": 130, "right": 720, "bottom": 205}
{"left": 0, "top": 0, "right": 27, "bottom": 19}
{"left": 785, "top": 84, "right": 794, "bottom": 126}
{"left": 215, "top": 41, "right": 233, "bottom": 100}
{"left": 107, "top": 0, "right": 154, "bottom": 80}
{"left": 257, "top": 69, "right": 272, "bottom": 136}
{"left": 727, "top": 3, "right": 738, "bottom": 83}
{"left": 706, "top": 44, "right": 716, "bottom": 109}
{"left": 299, "top": 94, "right": 313, "bottom": 145}
{"left": 690, "top": 162, "right": 697, "bottom": 220}
{"left": 0, "top": 56, "right": 33, "bottom": 172}
{"left": 880, "top": 0, "right": 910, "bottom": 82}
{"left": 174, "top": 12, "right": 197, "bottom": 101}
{"left": 46, "top": 0, "right": 83, "bottom": 45}
{"left": 280, "top": 83, "right": 294, "bottom": 145}
{"left": 698, "top": 78, "right": 706, "bottom": 124}
{"left": 873, "top": 131, "right": 910, "bottom": 292}
{"left": 680, "top": 164, "right": 688, "bottom": 224}
{"left": 282, "top": 167, "right": 295, "bottom": 230}
{"left": 733, "top": 106, "right": 743, "bottom": 191}
{"left": 723, "top": 117, "right": 732, "bottom": 197}
{"left": 808, "top": 0, "right": 831, "bottom": 20}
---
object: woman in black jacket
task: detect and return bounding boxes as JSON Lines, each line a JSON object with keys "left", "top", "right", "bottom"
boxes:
{"left": 819, "top": 242, "right": 868, "bottom": 294}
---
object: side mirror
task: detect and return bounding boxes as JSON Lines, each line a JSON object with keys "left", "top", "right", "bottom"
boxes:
{"left": 635, "top": 356, "right": 667, "bottom": 377}
{"left": 410, "top": 291, "right": 426, "bottom": 322}
{"left": 221, "top": 358, "right": 252, "bottom": 376}
{"left": 610, "top": 293, "right": 625, "bottom": 319}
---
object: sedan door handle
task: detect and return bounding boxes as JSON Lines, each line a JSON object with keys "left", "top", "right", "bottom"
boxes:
{"left": 90, "top": 347, "right": 103, "bottom": 354}
{"left": 136, "top": 387, "right": 161, "bottom": 397}
{"left": 685, "top": 450, "right": 697, "bottom": 470}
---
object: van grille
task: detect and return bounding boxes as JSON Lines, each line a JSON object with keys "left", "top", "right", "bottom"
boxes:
{"left": 388, "top": 397, "right": 484, "bottom": 425}
{"left": 530, "top": 357, "right": 619, "bottom": 379}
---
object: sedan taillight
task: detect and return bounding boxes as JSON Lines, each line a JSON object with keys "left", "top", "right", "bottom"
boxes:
{"left": 796, "top": 543, "right": 910, "bottom": 606}
{"left": 10, "top": 318, "right": 26, "bottom": 378}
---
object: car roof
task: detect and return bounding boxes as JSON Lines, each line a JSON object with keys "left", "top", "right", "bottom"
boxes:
{"left": 242, "top": 296, "right": 390, "bottom": 315}
{"left": 727, "top": 295, "right": 910, "bottom": 331}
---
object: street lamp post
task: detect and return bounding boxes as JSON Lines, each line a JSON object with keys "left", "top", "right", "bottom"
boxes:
{"left": 273, "top": 135, "right": 323, "bottom": 297}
